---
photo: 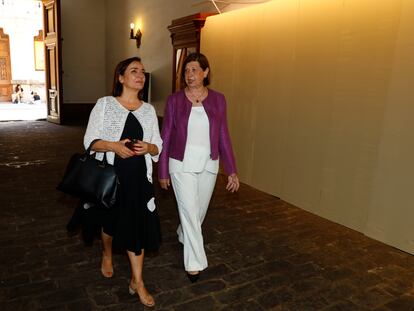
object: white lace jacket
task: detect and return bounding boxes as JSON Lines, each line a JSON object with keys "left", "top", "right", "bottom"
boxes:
{"left": 84, "top": 96, "right": 162, "bottom": 183}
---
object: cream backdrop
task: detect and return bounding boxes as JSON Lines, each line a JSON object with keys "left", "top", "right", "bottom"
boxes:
{"left": 201, "top": 0, "right": 414, "bottom": 255}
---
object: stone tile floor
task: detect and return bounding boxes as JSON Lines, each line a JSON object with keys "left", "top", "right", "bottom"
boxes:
{"left": 1, "top": 120, "right": 414, "bottom": 310}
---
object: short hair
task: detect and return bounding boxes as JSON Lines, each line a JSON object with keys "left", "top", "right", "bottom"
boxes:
{"left": 111, "top": 56, "right": 144, "bottom": 99}
{"left": 181, "top": 52, "right": 211, "bottom": 86}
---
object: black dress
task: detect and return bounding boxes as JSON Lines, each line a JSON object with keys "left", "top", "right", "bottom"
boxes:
{"left": 67, "top": 112, "right": 161, "bottom": 255}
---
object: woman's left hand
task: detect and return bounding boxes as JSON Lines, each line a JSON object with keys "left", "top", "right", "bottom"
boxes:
{"left": 131, "top": 140, "right": 157, "bottom": 156}
{"left": 226, "top": 173, "right": 240, "bottom": 193}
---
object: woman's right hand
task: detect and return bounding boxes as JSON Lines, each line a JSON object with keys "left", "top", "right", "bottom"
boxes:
{"left": 159, "top": 178, "right": 170, "bottom": 190}
{"left": 112, "top": 139, "right": 136, "bottom": 158}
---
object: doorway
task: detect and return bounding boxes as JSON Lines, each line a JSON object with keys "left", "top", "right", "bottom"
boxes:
{"left": 0, "top": 0, "right": 47, "bottom": 121}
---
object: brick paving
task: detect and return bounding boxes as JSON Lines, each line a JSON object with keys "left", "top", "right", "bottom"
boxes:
{"left": 1, "top": 120, "right": 414, "bottom": 311}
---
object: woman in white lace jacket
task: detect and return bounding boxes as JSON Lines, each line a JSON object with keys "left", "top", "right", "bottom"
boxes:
{"left": 83, "top": 57, "right": 161, "bottom": 308}
{"left": 84, "top": 95, "right": 161, "bottom": 183}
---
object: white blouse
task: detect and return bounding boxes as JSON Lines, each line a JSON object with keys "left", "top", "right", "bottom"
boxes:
{"left": 169, "top": 106, "right": 219, "bottom": 174}
{"left": 84, "top": 96, "right": 162, "bottom": 183}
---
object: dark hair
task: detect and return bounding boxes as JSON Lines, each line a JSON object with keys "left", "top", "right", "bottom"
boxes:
{"left": 15, "top": 84, "right": 22, "bottom": 92}
{"left": 111, "top": 56, "right": 144, "bottom": 99}
{"left": 181, "top": 52, "right": 210, "bottom": 86}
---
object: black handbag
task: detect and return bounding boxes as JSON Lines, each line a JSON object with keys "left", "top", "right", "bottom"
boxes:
{"left": 57, "top": 140, "right": 119, "bottom": 208}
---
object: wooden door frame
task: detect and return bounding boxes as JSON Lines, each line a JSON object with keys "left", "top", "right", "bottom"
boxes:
{"left": 42, "top": 0, "right": 63, "bottom": 124}
{"left": 0, "top": 28, "right": 12, "bottom": 102}
{"left": 168, "top": 13, "right": 214, "bottom": 92}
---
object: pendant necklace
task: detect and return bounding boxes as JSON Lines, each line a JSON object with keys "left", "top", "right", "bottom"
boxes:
{"left": 188, "top": 87, "right": 207, "bottom": 104}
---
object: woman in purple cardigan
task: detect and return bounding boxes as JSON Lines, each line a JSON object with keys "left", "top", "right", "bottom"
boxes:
{"left": 159, "top": 52, "right": 240, "bottom": 283}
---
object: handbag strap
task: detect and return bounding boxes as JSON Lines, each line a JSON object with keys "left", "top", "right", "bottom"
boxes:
{"left": 86, "top": 139, "right": 110, "bottom": 164}
{"left": 87, "top": 139, "right": 101, "bottom": 152}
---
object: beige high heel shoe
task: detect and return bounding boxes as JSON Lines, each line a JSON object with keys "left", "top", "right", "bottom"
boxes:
{"left": 128, "top": 281, "right": 155, "bottom": 307}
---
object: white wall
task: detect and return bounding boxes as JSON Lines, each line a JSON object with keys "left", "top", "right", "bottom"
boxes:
{"left": 0, "top": 0, "right": 44, "bottom": 86}
{"left": 201, "top": 0, "right": 414, "bottom": 255}
{"left": 61, "top": 0, "right": 106, "bottom": 103}
{"left": 365, "top": 0, "right": 414, "bottom": 253}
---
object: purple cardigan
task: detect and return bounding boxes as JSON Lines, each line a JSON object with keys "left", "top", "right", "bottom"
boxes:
{"left": 158, "top": 89, "right": 237, "bottom": 179}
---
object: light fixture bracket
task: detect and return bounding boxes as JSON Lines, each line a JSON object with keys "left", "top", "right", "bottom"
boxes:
{"left": 130, "top": 27, "right": 142, "bottom": 48}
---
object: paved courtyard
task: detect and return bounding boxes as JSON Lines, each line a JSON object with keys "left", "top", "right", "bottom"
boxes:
{"left": 1, "top": 120, "right": 414, "bottom": 310}
{"left": 0, "top": 101, "right": 47, "bottom": 121}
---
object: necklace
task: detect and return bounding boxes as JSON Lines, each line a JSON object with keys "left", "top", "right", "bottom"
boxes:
{"left": 186, "top": 87, "right": 207, "bottom": 103}
{"left": 117, "top": 96, "right": 141, "bottom": 111}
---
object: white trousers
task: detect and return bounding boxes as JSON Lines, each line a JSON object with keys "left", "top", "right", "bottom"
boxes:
{"left": 170, "top": 170, "right": 217, "bottom": 272}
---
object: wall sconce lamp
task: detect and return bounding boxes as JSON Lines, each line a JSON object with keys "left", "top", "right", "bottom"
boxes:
{"left": 130, "top": 23, "right": 142, "bottom": 48}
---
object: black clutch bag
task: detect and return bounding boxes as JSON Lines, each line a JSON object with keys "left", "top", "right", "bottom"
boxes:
{"left": 57, "top": 140, "right": 118, "bottom": 208}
